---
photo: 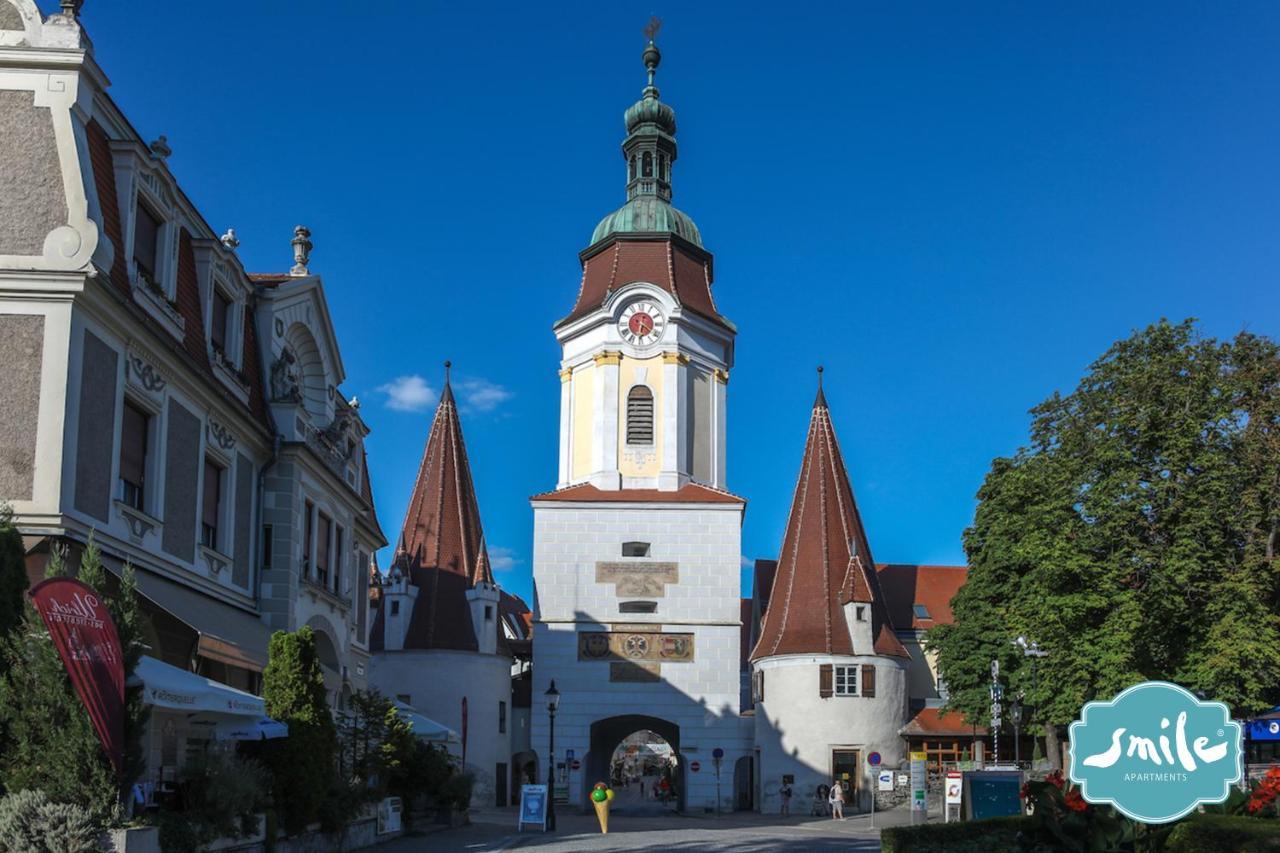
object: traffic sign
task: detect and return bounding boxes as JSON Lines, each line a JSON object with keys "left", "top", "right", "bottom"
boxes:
{"left": 868, "top": 751, "right": 881, "bottom": 766}
{"left": 877, "top": 770, "right": 894, "bottom": 792}
{"left": 690, "top": 760, "right": 701, "bottom": 772}
{"left": 570, "top": 759, "right": 581, "bottom": 771}
{"left": 712, "top": 747, "right": 724, "bottom": 759}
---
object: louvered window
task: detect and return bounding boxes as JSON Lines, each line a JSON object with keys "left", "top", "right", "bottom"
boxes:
{"left": 626, "top": 386, "right": 654, "bottom": 445}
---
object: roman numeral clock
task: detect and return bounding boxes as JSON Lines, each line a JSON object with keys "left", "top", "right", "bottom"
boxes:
{"left": 617, "top": 300, "right": 665, "bottom": 347}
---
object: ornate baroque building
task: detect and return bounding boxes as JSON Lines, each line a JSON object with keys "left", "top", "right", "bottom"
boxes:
{"left": 0, "top": 0, "right": 383, "bottom": 718}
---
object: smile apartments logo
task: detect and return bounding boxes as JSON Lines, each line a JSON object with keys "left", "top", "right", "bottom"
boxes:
{"left": 1069, "top": 681, "right": 1242, "bottom": 823}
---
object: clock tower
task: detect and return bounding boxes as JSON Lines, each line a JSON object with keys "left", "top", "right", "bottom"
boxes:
{"left": 530, "top": 34, "right": 751, "bottom": 814}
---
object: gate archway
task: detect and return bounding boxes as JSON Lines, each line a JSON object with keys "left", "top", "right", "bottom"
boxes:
{"left": 587, "top": 715, "right": 683, "bottom": 813}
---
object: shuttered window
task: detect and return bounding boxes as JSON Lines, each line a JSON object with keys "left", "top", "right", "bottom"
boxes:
{"left": 133, "top": 203, "right": 161, "bottom": 282}
{"left": 119, "top": 402, "right": 148, "bottom": 510}
{"left": 334, "top": 525, "right": 345, "bottom": 594}
{"left": 201, "top": 459, "right": 222, "bottom": 550}
{"left": 626, "top": 386, "right": 654, "bottom": 445}
{"left": 819, "top": 664, "right": 833, "bottom": 698}
{"left": 303, "top": 500, "right": 314, "bottom": 577}
{"left": 834, "top": 665, "right": 858, "bottom": 696}
{"left": 861, "top": 664, "right": 877, "bottom": 698}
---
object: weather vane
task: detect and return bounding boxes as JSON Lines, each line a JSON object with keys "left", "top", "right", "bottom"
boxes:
{"left": 644, "top": 16, "right": 662, "bottom": 43}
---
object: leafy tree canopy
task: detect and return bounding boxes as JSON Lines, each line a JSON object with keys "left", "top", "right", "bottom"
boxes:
{"left": 928, "top": 319, "right": 1280, "bottom": 743}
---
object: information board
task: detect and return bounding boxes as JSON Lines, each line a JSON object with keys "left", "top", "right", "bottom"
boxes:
{"left": 967, "top": 772, "right": 1023, "bottom": 821}
{"left": 909, "top": 751, "right": 928, "bottom": 813}
{"left": 877, "top": 770, "right": 894, "bottom": 792}
{"left": 518, "top": 784, "right": 548, "bottom": 831}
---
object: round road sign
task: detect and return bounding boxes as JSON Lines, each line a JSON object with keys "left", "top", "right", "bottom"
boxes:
{"left": 570, "top": 759, "right": 581, "bottom": 770}
{"left": 868, "top": 751, "right": 882, "bottom": 766}
{"left": 712, "top": 747, "right": 725, "bottom": 759}
{"left": 690, "top": 761, "right": 701, "bottom": 772}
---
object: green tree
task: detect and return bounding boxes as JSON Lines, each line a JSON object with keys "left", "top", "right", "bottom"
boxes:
{"left": 928, "top": 320, "right": 1280, "bottom": 768}
{"left": 258, "top": 627, "right": 337, "bottom": 834}
{"left": 0, "top": 534, "right": 148, "bottom": 819}
{"left": 0, "top": 505, "right": 27, "bottom": 643}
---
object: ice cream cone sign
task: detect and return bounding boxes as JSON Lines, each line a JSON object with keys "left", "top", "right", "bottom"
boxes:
{"left": 591, "top": 782, "right": 612, "bottom": 833}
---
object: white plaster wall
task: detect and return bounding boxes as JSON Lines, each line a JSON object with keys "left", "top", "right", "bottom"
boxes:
{"left": 368, "top": 649, "right": 511, "bottom": 807}
{"left": 531, "top": 500, "right": 749, "bottom": 811}
{"left": 532, "top": 502, "right": 743, "bottom": 625}
{"left": 752, "top": 655, "right": 908, "bottom": 814}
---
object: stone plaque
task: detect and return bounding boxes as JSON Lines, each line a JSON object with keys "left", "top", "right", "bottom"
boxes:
{"left": 596, "top": 561, "right": 678, "bottom": 597}
{"left": 611, "top": 662, "right": 661, "bottom": 682}
{"left": 578, "top": 631, "right": 694, "bottom": 663}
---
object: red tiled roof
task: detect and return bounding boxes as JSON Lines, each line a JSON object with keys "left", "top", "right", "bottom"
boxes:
{"left": 751, "top": 387, "right": 909, "bottom": 660}
{"left": 557, "top": 234, "right": 731, "bottom": 332}
{"left": 900, "top": 707, "right": 988, "bottom": 737}
{"left": 877, "top": 564, "right": 969, "bottom": 630}
{"left": 531, "top": 482, "right": 745, "bottom": 504}
{"left": 84, "top": 119, "right": 271, "bottom": 434}
{"left": 370, "top": 381, "right": 498, "bottom": 654}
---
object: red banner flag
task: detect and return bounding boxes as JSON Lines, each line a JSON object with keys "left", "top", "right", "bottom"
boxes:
{"left": 29, "top": 577, "right": 125, "bottom": 777}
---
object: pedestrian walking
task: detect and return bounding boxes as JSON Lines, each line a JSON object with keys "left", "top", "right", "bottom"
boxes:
{"left": 829, "top": 780, "right": 845, "bottom": 820}
{"left": 779, "top": 781, "right": 793, "bottom": 815}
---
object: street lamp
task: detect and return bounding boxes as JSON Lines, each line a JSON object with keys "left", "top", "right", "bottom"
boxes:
{"left": 1014, "top": 636, "right": 1049, "bottom": 765}
{"left": 545, "top": 680, "right": 560, "bottom": 831}
{"left": 1010, "top": 695, "right": 1023, "bottom": 766}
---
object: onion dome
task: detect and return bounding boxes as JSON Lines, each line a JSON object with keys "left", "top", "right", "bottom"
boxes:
{"left": 590, "top": 33, "right": 702, "bottom": 248}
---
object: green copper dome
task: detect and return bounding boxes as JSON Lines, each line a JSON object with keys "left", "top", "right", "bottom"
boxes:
{"left": 591, "top": 196, "right": 702, "bottom": 247}
{"left": 589, "top": 34, "right": 702, "bottom": 248}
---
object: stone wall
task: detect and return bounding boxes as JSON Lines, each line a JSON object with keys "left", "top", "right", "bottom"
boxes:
{"left": 0, "top": 314, "right": 43, "bottom": 500}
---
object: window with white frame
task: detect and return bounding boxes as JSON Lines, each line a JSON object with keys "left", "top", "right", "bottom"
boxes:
{"left": 201, "top": 458, "right": 224, "bottom": 551}
{"left": 210, "top": 287, "right": 231, "bottom": 356}
{"left": 315, "top": 512, "right": 332, "bottom": 587}
{"left": 118, "top": 400, "right": 150, "bottom": 511}
{"left": 833, "top": 665, "right": 859, "bottom": 696}
{"left": 133, "top": 201, "right": 162, "bottom": 289}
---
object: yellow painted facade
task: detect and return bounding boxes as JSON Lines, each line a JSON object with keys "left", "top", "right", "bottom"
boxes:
{"left": 617, "top": 354, "right": 665, "bottom": 478}
{"left": 570, "top": 364, "right": 594, "bottom": 480}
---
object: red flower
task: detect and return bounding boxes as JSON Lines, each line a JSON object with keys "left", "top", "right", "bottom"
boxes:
{"left": 1020, "top": 782, "right": 1032, "bottom": 801}
{"left": 1045, "top": 770, "right": 1066, "bottom": 790}
{"left": 1064, "top": 788, "right": 1088, "bottom": 813}
{"left": 1246, "top": 765, "right": 1280, "bottom": 815}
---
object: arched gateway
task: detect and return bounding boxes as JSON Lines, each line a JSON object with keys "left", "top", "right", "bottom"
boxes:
{"left": 587, "top": 715, "right": 684, "bottom": 812}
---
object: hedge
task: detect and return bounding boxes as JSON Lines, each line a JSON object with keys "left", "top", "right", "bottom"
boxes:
{"left": 880, "top": 816, "right": 1043, "bottom": 853}
{"left": 1165, "top": 815, "right": 1280, "bottom": 853}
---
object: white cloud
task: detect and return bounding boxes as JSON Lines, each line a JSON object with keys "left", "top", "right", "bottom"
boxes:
{"left": 377, "top": 375, "right": 437, "bottom": 412}
{"left": 489, "top": 546, "right": 520, "bottom": 572}
{"left": 457, "top": 378, "right": 513, "bottom": 413}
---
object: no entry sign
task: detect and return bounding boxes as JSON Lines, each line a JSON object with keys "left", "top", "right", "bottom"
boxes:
{"left": 570, "top": 759, "right": 581, "bottom": 770}
{"left": 690, "top": 760, "right": 701, "bottom": 772}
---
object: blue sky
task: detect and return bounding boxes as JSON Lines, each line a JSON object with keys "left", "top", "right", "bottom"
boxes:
{"left": 76, "top": 2, "right": 1279, "bottom": 606}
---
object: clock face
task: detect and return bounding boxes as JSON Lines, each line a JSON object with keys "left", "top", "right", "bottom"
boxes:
{"left": 618, "top": 301, "right": 666, "bottom": 347}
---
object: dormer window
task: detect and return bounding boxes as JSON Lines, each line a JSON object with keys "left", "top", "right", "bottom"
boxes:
{"left": 210, "top": 288, "right": 231, "bottom": 355}
{"left": 855, "top": 605, "right": 867, "bottom": 622}
{"left": 133, "top": 202, "right": 162, "bottom": 289}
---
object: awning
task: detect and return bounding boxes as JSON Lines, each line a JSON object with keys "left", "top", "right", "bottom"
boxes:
{"left": 1247, "top": 707, "right": 1280, "bottom": 742}
{"left": 193, "top": 715, "right": 289, "bottom": 742}
{"left": 393, "top": 700, "right": 459, "bottom": 743}
{"left": 110, "top": 561, "right": 274, "bottom": 671}
{"left": 133, "top": 655, "right": 266, "bottom": 717}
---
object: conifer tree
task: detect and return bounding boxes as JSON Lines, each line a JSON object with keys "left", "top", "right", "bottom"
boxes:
{"left": 0, "top": 534, "right": 148, "bottom": 819}
{"left": 259, "top": 627, "right": 337, "bottom": 834}
{"left": 0, "top": 505, "right": 27, "bottom": 644}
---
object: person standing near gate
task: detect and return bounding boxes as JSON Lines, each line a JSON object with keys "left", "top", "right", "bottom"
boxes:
{"left": 779, "top": 781, "right": 793, "bottom": 815}
{"left": 829, "top": 780, "right": 845, "bottom": 820}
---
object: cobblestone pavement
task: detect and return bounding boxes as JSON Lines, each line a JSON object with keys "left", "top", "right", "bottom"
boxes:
{"left": 383, "top": 805, "right": 926, "bottom": 852}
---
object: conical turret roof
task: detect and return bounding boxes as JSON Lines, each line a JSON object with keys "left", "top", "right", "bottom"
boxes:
{"left": 751, "top": 377, "right": 908, "bottom": 660}
{"left": 370, "top": 367, "right": 498, "bottom": 653}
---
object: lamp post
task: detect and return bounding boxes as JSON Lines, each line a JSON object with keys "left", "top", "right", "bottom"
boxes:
{"left": 545, "top": 680, "right": 560, "bottom": 831}
{"left": 1014, "top": 636, "right": 1049, "bottom": 765}
{"left": 1010, "top": 695, "right": 1023, "bottom": 766}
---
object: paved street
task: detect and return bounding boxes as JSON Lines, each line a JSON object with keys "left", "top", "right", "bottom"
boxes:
{"left": 384, "top": 805, "right": 923, "bottom": 851}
